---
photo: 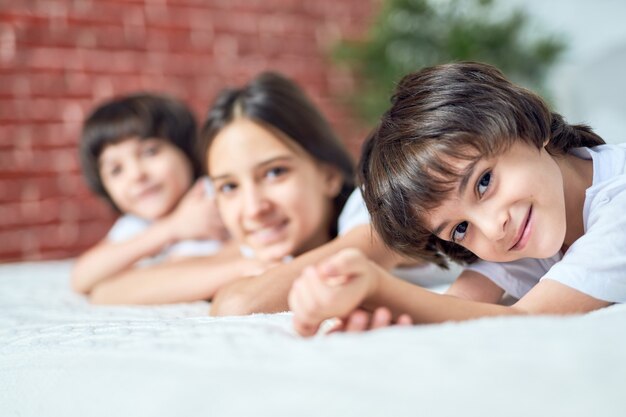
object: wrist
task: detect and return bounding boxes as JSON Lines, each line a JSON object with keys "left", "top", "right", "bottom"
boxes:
{"left": 155, "top": 215, "right": 179, "bottom": 246}
{"left": 365, "top": 261, "right": 384, "bottom": 301}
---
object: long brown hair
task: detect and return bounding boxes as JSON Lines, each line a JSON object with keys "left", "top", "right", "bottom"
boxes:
{"left": 360, "top": 62, "right": 604, "bottom": 267}
{"left": 200, "top": 72, "right": 355, "bottom": 238}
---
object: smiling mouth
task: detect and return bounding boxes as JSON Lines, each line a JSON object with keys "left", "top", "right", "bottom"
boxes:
{"left": 134, "top": 184, "right": 161, "bottom": 200}
{"left": 510, "top": 205, "right": 533, "bottom": 251}
{"left": 247, "top": 220, "right": 289, "bottom": 245}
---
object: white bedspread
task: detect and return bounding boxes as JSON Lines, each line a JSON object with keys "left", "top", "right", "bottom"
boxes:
{"left": 1, "top": 260, "right": 625, "bottom": 417}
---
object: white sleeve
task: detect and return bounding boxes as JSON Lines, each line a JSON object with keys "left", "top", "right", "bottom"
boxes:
{"left": 543, "top": 183, "right": 626, "bottom": 303}
{"left": 466, "top": 256, "right": 559, "bottom": 300}
{"left": 337, "top": 189, "right": 371, "bottom": 236}
{"left": 106, "top": 215, "right": 150, "bottom": 243}
{"left": 167, "top": 240, "right": 223, "bottom": 257}
{"left": 201, "top": 176, "right": 215, "bottom": 197}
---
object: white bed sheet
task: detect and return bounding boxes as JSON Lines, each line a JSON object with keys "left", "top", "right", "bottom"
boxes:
{"left": 1, "top": 260, "right": 625, "bottom": 417}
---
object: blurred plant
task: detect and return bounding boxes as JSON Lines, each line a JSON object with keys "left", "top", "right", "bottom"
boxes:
{"left": 334, "top": 0, "right": 566, "bottom": 123}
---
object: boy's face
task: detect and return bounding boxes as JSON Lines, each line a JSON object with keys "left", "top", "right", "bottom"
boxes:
{"left": 208, "top": 118, "right": 341, "bottom": 262}
{"left": 425, "top": 141, "right": 567, "bottom": 262}
{"left": 99, "top": 137, "right": 193, "bottom": 220}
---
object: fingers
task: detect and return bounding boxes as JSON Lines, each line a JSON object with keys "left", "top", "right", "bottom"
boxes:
{"left": 292, "top": 317, "right": 320, "bottom": 338}
{"left": 344, "top": 309, "right": 370, "bottom": 332}
{"left": 396, "top": 314, "right": 413, "bottom": 326}
{"left": 325, "top": 307, "right": 413, "bottom": 335}
{"left": 317, "top": 248, "right": 366, "bottom": 285}
{"left": 326, "top": 307, "right": 403, "bottom": 334}
{"left": 289, "top": 268, "right": 325, "bottom": 337}
{"left": 370, "top": 307, "right": 393, "bottom": 329}
{"left": 188, "top": 178, "right": 206, "bottom": 198}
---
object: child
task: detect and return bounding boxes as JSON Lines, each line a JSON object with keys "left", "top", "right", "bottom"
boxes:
{"left": 201, "top": 72, "right": 442, "bottom": 316}
{"left": 288, "top": 62, "right": 626, "bottom": 336}
{"left": 72, "top": 93, "right": 264, "bottom": 304}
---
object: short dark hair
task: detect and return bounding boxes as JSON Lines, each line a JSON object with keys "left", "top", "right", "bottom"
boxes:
{"left": 80, "top": 93, "right": 200, "bottom": 211}
{"left": 200, "top": 72, "right": 355, "bottom": 237}
{"left": 360, "top": 62, "right": 604, "bottom": 267}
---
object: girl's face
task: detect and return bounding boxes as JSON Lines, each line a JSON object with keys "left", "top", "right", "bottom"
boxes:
{"left": 99, "top": 137, "right": 193, "bottom": 220}
{"left": 425, "top": 141, "right": 567, "bottom": 262}
{"left": 208, "top": 118, "right": 342, "bottom": 262}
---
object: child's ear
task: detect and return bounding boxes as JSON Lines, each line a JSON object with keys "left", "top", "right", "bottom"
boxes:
{"left": 321, "top": 164, "right": 344, "bottom": 198}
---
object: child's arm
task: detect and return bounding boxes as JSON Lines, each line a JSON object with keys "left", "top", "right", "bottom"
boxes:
{"left": 71, "top": 220, "right": 179, "bottom": 294}
{"left": 71, "top": 180, "right": 227, "bottom": 294}
{"left": 88, "top": 242, "right": 272, "bottom": 304}
{"left": 208, "top": 224, "right": 408, "bottom": 316}
{"left": 289, "top": 248, "right": 611, "bottom": 336}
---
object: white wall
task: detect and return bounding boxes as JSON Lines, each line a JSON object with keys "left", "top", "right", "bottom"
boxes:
{"left": 504, "top": 0, "right": 626, "bottom": 144}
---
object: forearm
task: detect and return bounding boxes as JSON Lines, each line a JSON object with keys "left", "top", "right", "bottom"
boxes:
{"left": 209, "top": 250, "right": 313, "bottom": 315}
{"left": 71, "top": 220, "right": 175, "bottom": 294}
{"left": 211, "top": 225, "right": 396, "bottom": 316}
{"left": 89, "top": 250, "right": 247, "bottom": 305}
{"left": 365, "top": 266, "right": 525, "bottom": 324}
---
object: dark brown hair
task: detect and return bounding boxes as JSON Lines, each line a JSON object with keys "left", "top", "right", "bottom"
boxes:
{"left": 80, "top": 93, "right": 200, "bottom": 211}
{"left": 360, "top": 62, "right": 604, "bottom": 267}
{"left": 200, "top": 72, "right": 355, "bottom": 237}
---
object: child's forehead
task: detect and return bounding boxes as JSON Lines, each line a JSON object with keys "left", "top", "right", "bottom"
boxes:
{"left": 98, "top": 136, "right": 162, "bottom": 161}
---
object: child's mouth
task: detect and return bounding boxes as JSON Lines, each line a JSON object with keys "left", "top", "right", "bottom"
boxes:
{"left": 135, "top": 184, "right": 161, "bottom": 200}
{"left": 510, "top": 205, "right": 533, "bottom": 251}
{"left": 248, "top": 220, "right": 289, "bottom": 245}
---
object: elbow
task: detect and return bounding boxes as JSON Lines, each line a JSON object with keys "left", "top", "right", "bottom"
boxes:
{"left": 70, "top": 269, "right": 91, "bottom": 295}
{"left": 89, "top": 286, "right": 110, "bottom": 305}
{"left": 89, "top": 283, "right": 125, "bottom": 305}
{"left": 210, "top": 286, "right": 257, "bottom": 316}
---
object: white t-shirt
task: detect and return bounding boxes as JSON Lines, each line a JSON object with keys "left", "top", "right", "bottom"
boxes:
{"left": 467, "top": 143, "right": 626, "bottom": 303}
{"left": 107, "top": 215, "right": 223, "bottom": 263}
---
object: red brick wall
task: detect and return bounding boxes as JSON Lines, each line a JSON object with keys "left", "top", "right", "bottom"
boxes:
{"left": 0, "top": 0, "right": 376, "bottom": 262}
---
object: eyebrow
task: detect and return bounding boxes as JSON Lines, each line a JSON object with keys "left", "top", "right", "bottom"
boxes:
{"left": 431, "top": 159, "right": 481, "bottom": 239}
{"left": 457, "top": 159, "right": 481, "bottom": 197}
{"left": 98, "top": 157, "right": 117, "bottom": 169}
{"left": 210, "top": 155, "right": 294, "bottom": 182}
{"left": 432, "top": 221, "right": 449, "bottom": 239}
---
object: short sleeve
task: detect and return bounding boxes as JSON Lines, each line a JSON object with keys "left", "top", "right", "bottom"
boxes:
{"left": 337, "top": 189, "right": 371, "bottom": 236}
{"left": 106, "top": 215, "right": 150, "bottom": 243}
{"left": 543, "top": 182, "right": 626, "bottom": 303}
{"left": 466, "top": 256, "right": 559, "bottom": 300}
{"left": 168, "top": 240, "right": 223, "bottom": 257}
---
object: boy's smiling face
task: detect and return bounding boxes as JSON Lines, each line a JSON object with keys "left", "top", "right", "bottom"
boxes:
{"left": 425, "top": 141, "right": 567, "bottom": 262}
{"left": 99, "top": 137, "right": 193, "bottom": 220}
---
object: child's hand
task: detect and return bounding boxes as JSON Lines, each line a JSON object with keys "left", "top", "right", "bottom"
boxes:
{"left": 326, "top": 307, "right": 413, "bottom": 334}
{"left": 288, "top": 248, "right": 382, "bottom": 337}
{"left": 238, "top": 257, "right": 281, "bottom": 278}
{"left": 168, "top": 180, "right": 229, "bottom": 242}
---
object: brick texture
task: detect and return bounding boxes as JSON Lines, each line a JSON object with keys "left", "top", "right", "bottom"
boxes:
{"left": 0, "top": 0, "right": 376, "bottom": 261}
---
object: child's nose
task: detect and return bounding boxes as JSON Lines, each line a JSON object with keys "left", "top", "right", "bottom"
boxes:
{"left": 127, "top": 161, "right": 148, "bottom": 182}
{"left": 475, "top": 208, "right": 508, "bottom": 242}
{"left": 243, "top": 186, "right": 271, "bottom": 218}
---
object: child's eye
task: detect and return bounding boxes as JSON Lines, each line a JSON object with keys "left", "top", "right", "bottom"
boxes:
{"left": 142, "top": 143, "right": 160, "bottom": 157}
{"left": 109, "top": 165, "right": 122, "bottom": 177}
{"left": 217, "top": 182, "right": 237, "bottom": 194}
{"left": 477, "top": 171, "right": 491, "bottom": 196}
{"left": 452, "top": 221, "right": 468, "bottom": 242}
{"left": 265, "top": 166, "right": 288, "bottom": 179}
